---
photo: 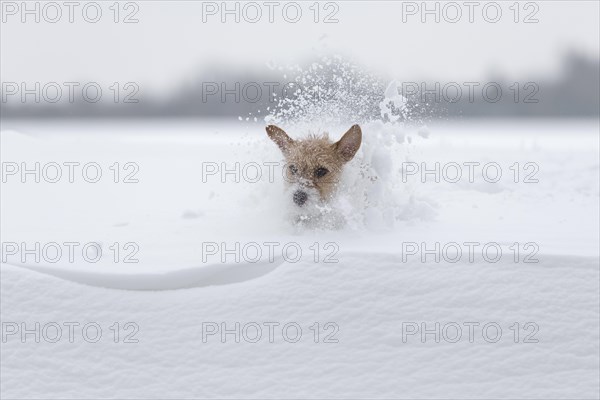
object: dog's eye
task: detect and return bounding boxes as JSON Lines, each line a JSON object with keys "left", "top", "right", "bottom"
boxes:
{"left": 289, "top": 165, "right": 298, "bottom": 175}
{"left": 315, "top": 167, "right": 328, "bottom": 177}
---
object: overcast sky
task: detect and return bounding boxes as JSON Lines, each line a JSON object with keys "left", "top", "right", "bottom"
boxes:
{"left": 1, "top": 1, "right": 598, "bottom": 95}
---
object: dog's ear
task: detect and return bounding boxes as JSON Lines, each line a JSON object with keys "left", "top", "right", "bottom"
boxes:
{"left": 334, "top": 124, "right": 362, "bottom": 162}
{"left": 266, "top": 125, "right": 294, "bottom": 154}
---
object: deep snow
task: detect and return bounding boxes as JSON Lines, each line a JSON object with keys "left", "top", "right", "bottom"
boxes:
{"left": 1, "top": 118, "right": 599, "bottom": 398}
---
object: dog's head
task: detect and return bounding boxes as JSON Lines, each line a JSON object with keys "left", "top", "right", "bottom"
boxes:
{"left": 266, "top": 124, "right": 362, "bottom": 207}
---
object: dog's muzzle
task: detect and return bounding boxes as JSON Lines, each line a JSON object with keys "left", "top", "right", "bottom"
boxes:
{"left": 293, "top": 190, "right": 308, "bottom": 207}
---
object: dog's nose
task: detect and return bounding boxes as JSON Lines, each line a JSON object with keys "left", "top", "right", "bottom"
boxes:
{"left": 293, "top": 190, "right": 308, "bottom": 206}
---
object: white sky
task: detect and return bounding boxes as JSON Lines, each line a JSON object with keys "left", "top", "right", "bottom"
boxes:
{"left": 1, "top": 1, "right": 599, "bottom": 95}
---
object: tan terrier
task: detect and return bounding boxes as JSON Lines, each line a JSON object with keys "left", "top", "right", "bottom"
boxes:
{"left": 266, "top": 124, "right": 362, "bottom": 225}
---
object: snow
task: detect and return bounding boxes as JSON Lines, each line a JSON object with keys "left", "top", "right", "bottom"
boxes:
{"left": 1, "top": 118, "right": 599, "bottom": 398}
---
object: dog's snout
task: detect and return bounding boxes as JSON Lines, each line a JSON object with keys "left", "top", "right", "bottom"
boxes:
{"left": 293, "top": 190, "right": 308, "bottom": 206}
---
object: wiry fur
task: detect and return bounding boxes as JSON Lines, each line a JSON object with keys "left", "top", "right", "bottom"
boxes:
{"left": 266, "top": 124, "right": 362, "bottom": 227}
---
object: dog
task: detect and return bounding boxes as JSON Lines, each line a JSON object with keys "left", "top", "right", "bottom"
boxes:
{"left": 266, "top": 124, "right": 362, "bottom": 228}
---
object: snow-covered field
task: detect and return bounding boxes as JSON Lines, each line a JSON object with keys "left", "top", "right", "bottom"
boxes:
{"left": 1, "top": 118, "right": 599, "bottom": 399}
